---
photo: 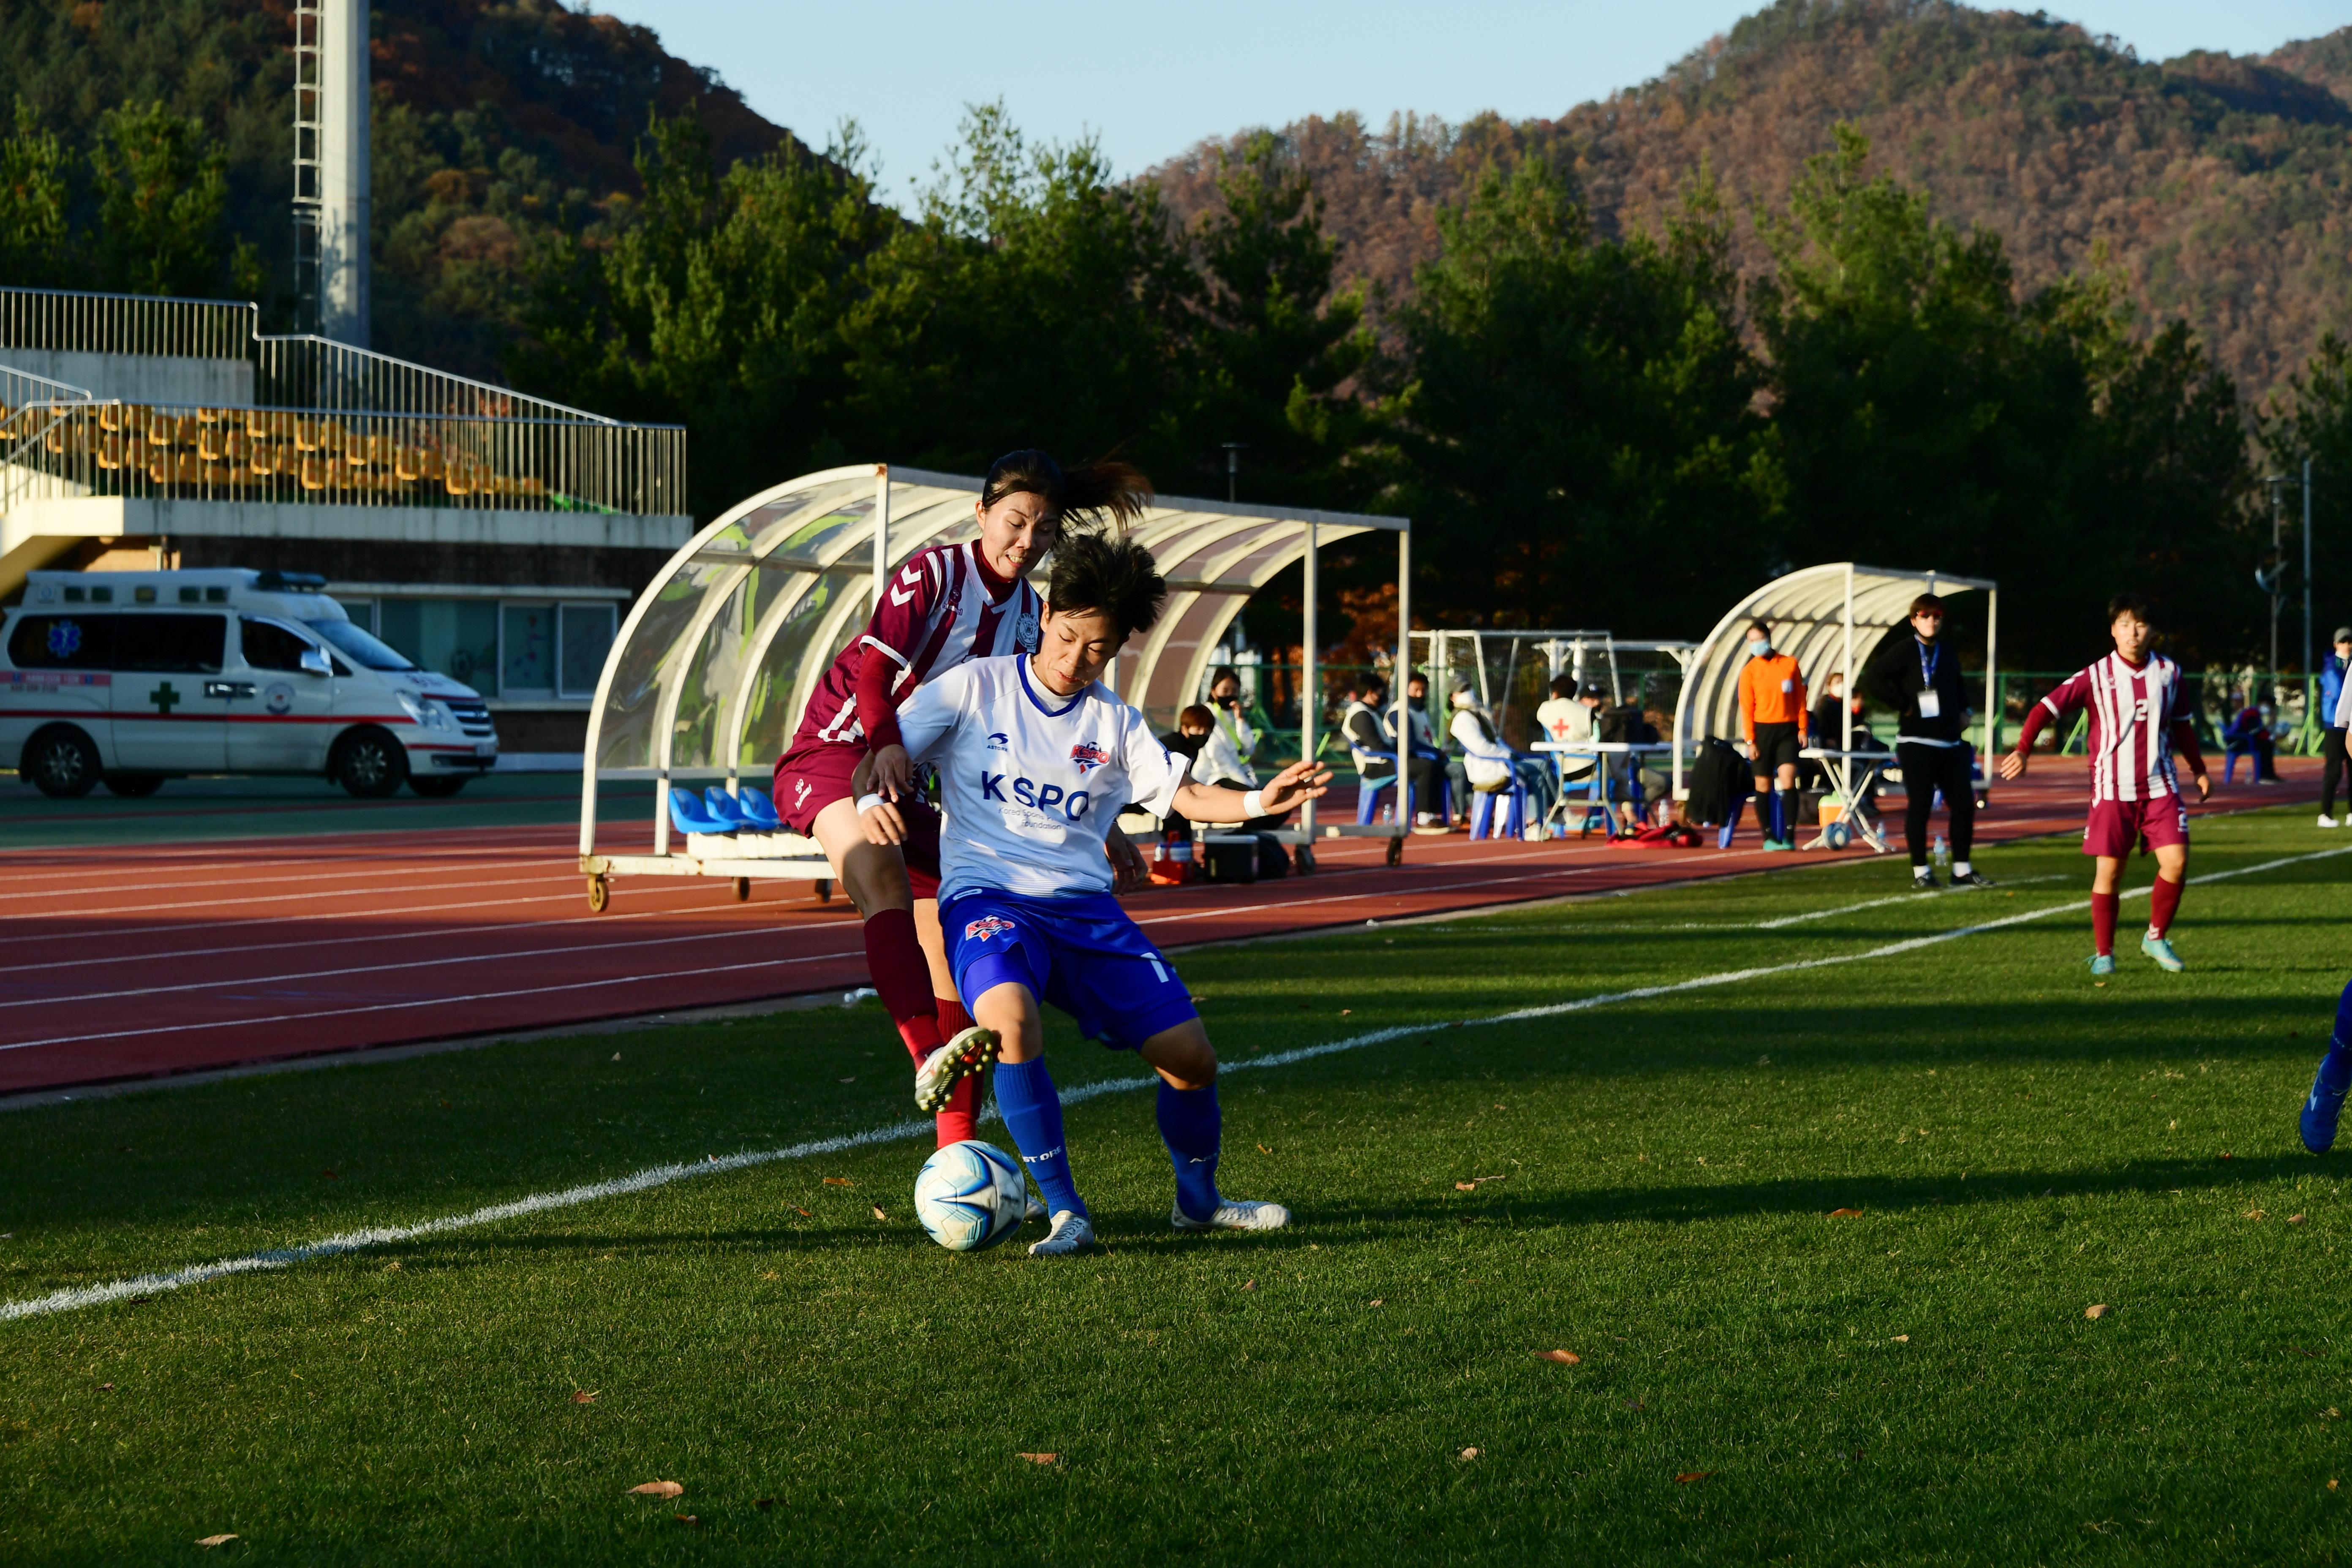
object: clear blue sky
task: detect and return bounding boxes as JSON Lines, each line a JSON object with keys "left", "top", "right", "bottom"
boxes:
{"left": 592, "top": 1, "right": 2349, "bottom": 203}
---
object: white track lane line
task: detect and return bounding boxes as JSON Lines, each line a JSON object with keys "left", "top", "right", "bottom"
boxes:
{"left": 8, "top": 875, "right": 849, "bottom": 976}
{"left": 0, "top": 920, "right": 815, "bottom": 1028}
{"left": 10, "top": 840, "right": 2339, "bottom": 1324}
{"left": 0, "top": 947, "right": 862, "bottom": 1056}
{"left": 0, "top": 858, "right": 579, "bottom": 914}
{"left": 0, "top": 835, "right": 584, "bottom": 883}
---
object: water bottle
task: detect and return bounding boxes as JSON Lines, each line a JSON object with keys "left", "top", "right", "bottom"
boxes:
{"left": 1932, "top": 833, "right": 1950, "bottom": 874}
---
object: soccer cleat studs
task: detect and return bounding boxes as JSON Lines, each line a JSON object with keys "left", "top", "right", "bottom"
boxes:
{"left": 913, "top": 1025, "right": 1001, "bottom": 1113}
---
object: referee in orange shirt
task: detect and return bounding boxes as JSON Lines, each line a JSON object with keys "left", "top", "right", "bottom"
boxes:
{"left": 1738, "top": 619, "right": 1806, "bottom": 851}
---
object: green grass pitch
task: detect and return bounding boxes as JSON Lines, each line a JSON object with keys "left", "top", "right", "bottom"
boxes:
{"left": 3, "top": 809, "right": 2349, "bottom": 1564}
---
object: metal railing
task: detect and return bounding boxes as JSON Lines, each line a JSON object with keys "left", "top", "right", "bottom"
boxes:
{"left": 0, "top": 286, "right": 685, "bottom": 516}
{"left": 2, "top": 398, "right": 684, "bottom": 517}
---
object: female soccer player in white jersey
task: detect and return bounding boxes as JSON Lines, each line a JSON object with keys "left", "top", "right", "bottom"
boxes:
{"left": 856, "top": 531, "right": 1330, "bottom": 1256}
{"left": 1998, "top": 593, "right": 2212, "bottom": 975}
{"left": 772, "top": 451, "right": 1151, "bottom": 1148}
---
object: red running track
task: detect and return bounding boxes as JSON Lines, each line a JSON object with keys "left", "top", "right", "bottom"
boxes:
{"left": 0, "top": 758, "right": 2310, "bottom": 1094}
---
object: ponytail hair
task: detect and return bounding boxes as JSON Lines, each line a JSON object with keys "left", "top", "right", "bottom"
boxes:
{"left": 981, "top": 449, "right": 1153, "bottom": 532}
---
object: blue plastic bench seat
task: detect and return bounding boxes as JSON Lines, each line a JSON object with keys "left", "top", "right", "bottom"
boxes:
{"left": 669, "top": 787, "right": 736, "bottom": 836}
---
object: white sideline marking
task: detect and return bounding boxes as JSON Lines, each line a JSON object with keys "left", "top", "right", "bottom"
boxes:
{"left": 1753, "top": 874, "right": 2069, "bottom": 928}
{"left": 6, "top": 842, "right": 2343, "bottom": 1324}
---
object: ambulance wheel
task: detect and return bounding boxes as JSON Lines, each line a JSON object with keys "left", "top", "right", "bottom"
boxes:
{"left": 22, "top": 726, "right": 100, "bottom": 798}
{"left": 587, "top": 875, "right": 610, "bottom": 913}
{"left": 1385, "top": 835, "right": 1404, "bottom": 867}
{"left": 408, "top": 775, "right": 468, "bottom": 798}
{"left": 734, "top": 877, "right": 752, "bottom": 902}
{"left": 101, "top": 771, "right": 165, "bottom": 798}
{"left": 331, "top": 727, "right": 407, "bottom": 798}
{"left": 814, "top": 878, "right": 833, "bottom": 904}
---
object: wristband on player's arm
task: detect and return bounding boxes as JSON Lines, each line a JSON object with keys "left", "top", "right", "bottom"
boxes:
{"left": 1241, "top": 789, "right": 1265, "bottom": 819}
{"left": 855, "top": 792, "right": 885, "bottom": 815}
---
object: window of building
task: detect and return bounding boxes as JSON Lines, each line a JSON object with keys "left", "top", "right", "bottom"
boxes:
{"left": 501, "top": 603, "right": 555, "bottom": 697}
{"left": 378, "top": 599, "right": 498, "bottom": 691}
{"left": 558, "top": 602, "right": 618, "bottom": 699}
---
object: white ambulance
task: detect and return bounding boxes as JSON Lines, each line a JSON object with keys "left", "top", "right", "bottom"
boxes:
{"left": 0, "top": 569, "right": 498, "bottom": 798}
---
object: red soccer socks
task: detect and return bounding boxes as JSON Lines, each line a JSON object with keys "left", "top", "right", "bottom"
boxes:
{"left": 863, "top": 906, "right": 943, "bottom": 1063}
{"left": 2148, "top": 873, "right": 2183, "bottom": 939}
{"left": 2090, "top": 890, "right": 2120, "bottom": 957}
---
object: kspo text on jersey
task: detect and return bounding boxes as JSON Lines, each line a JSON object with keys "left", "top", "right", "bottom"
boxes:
{"left": 980, "top": 770, "right": 1094, "bottom": 825}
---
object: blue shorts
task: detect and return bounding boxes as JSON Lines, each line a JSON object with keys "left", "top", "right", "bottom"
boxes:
{"left": 943, "top": 890, "right": 1198, "bottom": 1051}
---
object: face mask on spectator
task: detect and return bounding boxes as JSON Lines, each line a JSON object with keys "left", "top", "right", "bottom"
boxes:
{"left": 1748, "top": 637, "right": 1772, "bottom": 658}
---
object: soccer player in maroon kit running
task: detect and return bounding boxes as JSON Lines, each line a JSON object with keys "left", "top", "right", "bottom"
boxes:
{"left": 1998, "top": 594, "right": 2213, "bottom": 975}
{"left": 773, "top": 451, "right": 1152, "bottom": 1144}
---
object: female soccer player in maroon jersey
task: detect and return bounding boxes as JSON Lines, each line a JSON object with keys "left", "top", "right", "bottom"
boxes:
{"left": 773, "top": 451, "right": 1151, "bottom": 1143}
{"left": 1998, "top": 594, "right": 2212, "bottom": 975}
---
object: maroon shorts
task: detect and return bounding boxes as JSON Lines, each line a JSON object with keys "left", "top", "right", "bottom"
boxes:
{"left": 773, "top": 739, "right": 943, "bottom": 898}
{"left": 2082, "top": 794, "right": 2188, "bottom": 858}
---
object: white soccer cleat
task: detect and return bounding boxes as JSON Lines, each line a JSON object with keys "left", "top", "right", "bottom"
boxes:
{"left": 1027, "top": 1209, "right": 1095, "bottom": 1256}
{"left": 1024, "top": 1193, "right": 1047, "bottom": 1222}
{"left": 913, "top": 1025, "right": 1000, "bottom": 1113}
{"left": 2321, "top": 814, "right": 2341, "bottom": 829}
{"left": 1171, "top": 1198, "right": 1292, "bottom": 1233}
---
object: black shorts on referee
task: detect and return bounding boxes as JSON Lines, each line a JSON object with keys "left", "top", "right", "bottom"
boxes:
{"left": 1750, "top": 721, "right": 1801, "bottom": 775}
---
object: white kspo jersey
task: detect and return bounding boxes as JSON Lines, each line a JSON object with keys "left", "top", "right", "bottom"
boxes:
{"left": 896, "top": 653, "right": 1188, "bottom": 905}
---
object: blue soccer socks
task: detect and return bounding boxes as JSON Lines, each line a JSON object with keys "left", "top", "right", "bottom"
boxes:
{"left": 2302, "top": 980, "right": 2352, "bottom": 1154}
{"left": 995, "top": 1058, "right": 1087, "bottom": 1218}
{"left": 1156, "top": 1081, "right": 1223, "bottom": 1222}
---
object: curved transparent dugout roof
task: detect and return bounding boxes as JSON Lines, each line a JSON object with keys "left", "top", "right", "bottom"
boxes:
{"left": 582, "top": 463, "right": 1409, "bottom": 783}
{"left": 1675, "top": 562, "right": 1999, "bottom": 746}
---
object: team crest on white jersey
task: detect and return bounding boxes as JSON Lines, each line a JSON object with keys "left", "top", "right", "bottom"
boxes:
{"left": 1068, "top": 741, "right": 1109, "bottom": 774}
{"left": 964, "top": 915, "right": 1015, "bottom": 942}
{"left": 1015, "top": 611, "right": 1040, "bottom": 652}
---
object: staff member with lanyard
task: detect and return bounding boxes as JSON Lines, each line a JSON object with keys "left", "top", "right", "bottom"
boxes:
{"left": 1891, "top": 593, "right": 1990, "bottom": 888}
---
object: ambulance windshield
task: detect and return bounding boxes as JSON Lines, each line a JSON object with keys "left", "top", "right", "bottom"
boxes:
{"left": 307, "top": 618, "right": 417, "bottom": 672}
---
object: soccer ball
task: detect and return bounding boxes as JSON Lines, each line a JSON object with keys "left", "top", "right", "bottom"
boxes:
{"left": 913, "top": 1140, "right": 1029, "bottom": 1252}
{"left": 1824, "top": 819, "right": 1850, "bottom": 850}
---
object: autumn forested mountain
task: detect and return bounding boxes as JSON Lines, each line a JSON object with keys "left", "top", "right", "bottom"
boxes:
{"left": 1149, "top": 0, "right": 2352, "bottom": 411}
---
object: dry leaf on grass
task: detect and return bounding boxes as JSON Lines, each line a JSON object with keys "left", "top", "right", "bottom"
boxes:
{"left": 1369, "top": 1298, "right": 1386, "bottom": 1308}
{"left": 100, "top": 1382, "right": 113, "bottom": 1390}
{"left": 2289, "top": 1214, "right": 2308, "bottom": 1224}
{"left": 2246, "top": 1208, "right": 2268, "bottom": 1220}
{"left": 1455, "top": 1182, "right": 1477, "bottom": 1192}
{"left": 1533, "top": 1350, "right": 1580, "bottom": 1365}
{"left": 321, "top": 1169, "right": 338, "bottom": 1180}
{"left": 1240, "top": 1280, "right": 1256, "bottom": 1292}
{"left": 570, "top": 1390, "right": 597, "bottom": 1405}
{"left": 2084, "top": 1304, "right": 2111, "bottom": 1320}
{"left": 1459, "top": 1448, "right": 1481, "bottom": 1461}
{"left": 1341, "top": 1008, "right": 1353, "bottom": 1015}
{"left": 196, "top": 1535, "right": 237, "bottom": 1547}
{"left": 822, "top": 1177, "right": 852, "bottom": 1187}
{"left": 1891, "top": 1335, "right": 1909, "bottom": 1344}
{"left": 1828, "top": 1208, "right": 1863, "bottom": 1218}
{"left": 1256, "top": 1144, "right": 1272, "bottom": 1154}
{"left": 1017, "top": 1453, "right": 1059, "bottom": 1465}
{"left": 871, "top": 1205, "right": 888, "bottom": 1221}
{"left": 675, "top": 1514, "right": 699, "bottom": 1526}
{"left": 2331, "top": 1479, "right": 2341, "bottom": 1491}
{"left": 628, "top": 1481, "right": 684, "bottom": 1498}
{"left": 755, "top": 1498, "right": 775, "bottom": 1509}
{"left": 793, "top": 1207, "right": 811, "bottom": 1217}
{"left": 1676, "top": 1471, "right": 1713, "bottom": 1484}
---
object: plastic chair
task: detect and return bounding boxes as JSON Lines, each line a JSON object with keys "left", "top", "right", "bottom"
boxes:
{"left": 733, "top": 785, "right": 782, "bottom": 830}
{"left": 1468, "top": 779, "right": 1527, "bottom": 841}
{"left": 1354, "top": 749, "right": 1431, "bottom": 824}
{"left": 703, "top": 787, "right": 756, "bottom": 830}
{"left": 669, "top": 787, "right": 735, "bottom": 836}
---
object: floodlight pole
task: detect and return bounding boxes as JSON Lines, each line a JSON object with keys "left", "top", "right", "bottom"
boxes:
{"left": 1299, "top": 517, "right": 1318, "bottom": 836}
{"left": 1394, "top": 525, "right": 1412, "bottom": 822}
{"left": 1982, "top": 586, "right": 1999, "bottom": 803}
{"left": 2304, "top": 457, "right": 2315, "bottom": 685}
{"left": 1222, "top": 442, "right": 1247, "bottom": 504}
{"left": 872, "top": 463, "right": 891, "bottom": 615}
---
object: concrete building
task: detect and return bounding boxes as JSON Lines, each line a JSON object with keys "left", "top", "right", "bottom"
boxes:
{"left": 0, "top": 286, "right": 690, "bottom": 757}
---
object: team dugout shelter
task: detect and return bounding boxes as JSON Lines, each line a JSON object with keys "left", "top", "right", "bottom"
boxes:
{"left": 1669, "top": 562, "right": 1999, "bottom": 803}
{"left": 580, "top": 463, "right": 1412, "bottom": 869}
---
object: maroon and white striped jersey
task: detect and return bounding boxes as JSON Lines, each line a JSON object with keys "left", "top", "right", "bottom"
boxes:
{"left": 796, "top": 540, "right": 1043, "bottom": 750}
{"left": 2026, "top": 652, "right": 2194, "bottom": 803}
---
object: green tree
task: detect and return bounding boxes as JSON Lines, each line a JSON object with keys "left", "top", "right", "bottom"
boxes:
{"left": 0, "top": 100, "right": 72, "bottom": 287}
{"left": 2261, "top": 334, "right": 2352, "bottom": 666}
{"left": 1378, "top": 157, "right": 1778, "bottom": 636}
{"left": 1757, "top": 125, "right": 2249, "bottom": 668}
{"left": 836, "top": 105, "right": 1196, "bottom": 476}
{"left": 1166, "top": 131, "right": 1374, "bottom": 506}
{"left": 516, "top": 111, "right": 894, "bottom": 520}
{"left": 87, "top": 100, "right": 254, "bottom": 297}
